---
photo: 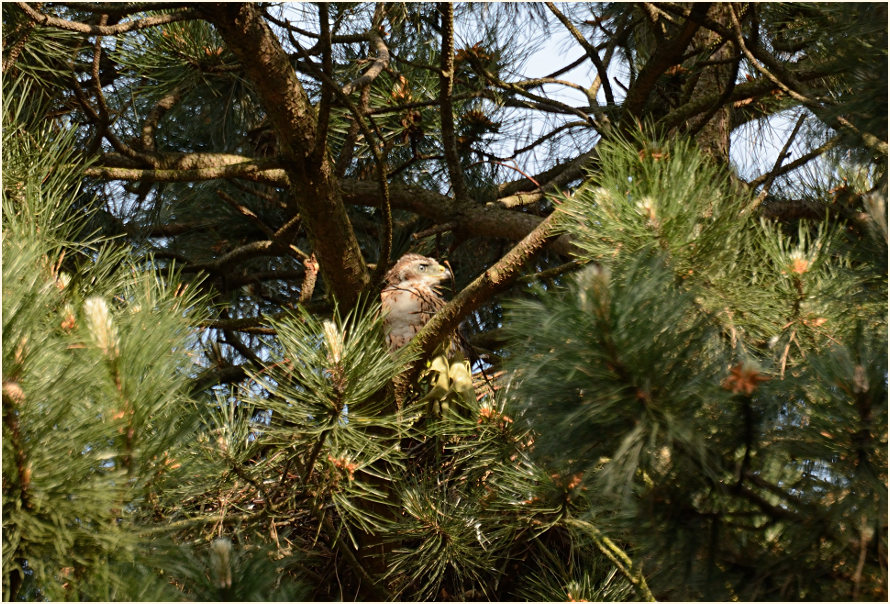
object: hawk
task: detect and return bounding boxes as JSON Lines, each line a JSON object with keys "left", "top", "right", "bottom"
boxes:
{"left": 381, "top": 253, "right": 452, "bottom": 351}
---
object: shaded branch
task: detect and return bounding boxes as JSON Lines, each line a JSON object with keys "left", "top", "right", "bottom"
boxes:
{"left": 339, "top": 179, "right": 577, "bottom": 256}
{"left": 141, "top": 86, "right": 183, "bottom": 152}
{"left": 621, "top": 3, "right": 708, "bottom": 120}
{"left": 190, "top": 365, "right": 248, "bottom": 394}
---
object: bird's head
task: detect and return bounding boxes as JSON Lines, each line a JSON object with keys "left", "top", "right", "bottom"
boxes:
{"left": 384, "top": 253, "right": 452, "bottom": 286}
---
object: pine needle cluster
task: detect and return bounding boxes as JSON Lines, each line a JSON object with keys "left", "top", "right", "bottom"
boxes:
{"left": 504, "top": 131, "right": 887, "bottom": 600}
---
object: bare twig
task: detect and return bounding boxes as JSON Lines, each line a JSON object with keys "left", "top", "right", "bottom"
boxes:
{"left": 365, "top": 92, "right": 484, "bottom": 116}
{"left": 512, "top": 76, "right": 596, "bottom": 99}
{"left": 470, "top": 159, "right": 541, "bottom": 188}
{"left": 748, "top": 113, "right": 807, "bottom": 209}
{"left": 545, "top": 2, "right": 614, "bottom": 106}
{"left": 182, "top": 240, "right": 280, "bottom": 274}
{"left": 313, "top": 3, "right": 333, "bottom": 163}
{"left": 470, "top": 122, "right": 587, "bottom": 167}
{"left": 484, "top": 72, "right": 600, "bottom": 126}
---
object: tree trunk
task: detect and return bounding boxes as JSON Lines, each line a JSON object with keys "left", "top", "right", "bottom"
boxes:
{"left": 686, "top": 3, "right": 736, "bottom": 163}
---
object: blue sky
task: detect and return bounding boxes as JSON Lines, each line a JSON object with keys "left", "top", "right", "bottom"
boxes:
{"left": 448, "top": 5, "right": 816, "bottom": 188}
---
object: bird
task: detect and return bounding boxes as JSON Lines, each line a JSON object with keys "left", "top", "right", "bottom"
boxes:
{"left": 380, "top": 253, "right": 453, "bottom": 351}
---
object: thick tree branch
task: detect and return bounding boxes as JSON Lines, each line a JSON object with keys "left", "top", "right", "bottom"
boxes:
{"left": 405, "top": 209, "right": 564, "bottom": 380}
{"left": 16, "top": 2, "right": 198, "bottom": 34}
{"left": 621, "top": 3, "right": 709, "bottom": 120}
{"left": 84, "top": 161, "right": 289, "bottom": 185}
{"left": 286, "top": 15, "right": 393, "bottom": 284}
{"left": 56, "top": 2, "right": 190, "bottom": 15}
{"left": 339, "top": 179, "right": 576, "bottom": 256}
{"left": 201, "top": 3, "right": 369, "bottom": 308}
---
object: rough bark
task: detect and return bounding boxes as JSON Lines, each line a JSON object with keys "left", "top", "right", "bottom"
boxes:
{"left": 200, "top": 3, "right": 369, "bottom": 309}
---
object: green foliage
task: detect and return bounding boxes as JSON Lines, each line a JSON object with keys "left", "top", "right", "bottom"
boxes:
{"left": 2, "top": 65, "right": 217, "bottom": 601}
{"left": 505, "top": 132, "right": 887, "bottom": 600}
{"left": 247, "top": 302, "right": 412, "bottom": 541}
{"left": 3, "top": 3, "right": 886, "bottom": 601}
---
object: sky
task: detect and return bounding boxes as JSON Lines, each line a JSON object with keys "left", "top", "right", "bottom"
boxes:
{"left": 515, "top": 17, "right": 809, "bottom": 185}
{"left": 448, "top": 4, "right": 819, "bottom": 189}
{"left": 273, "top": 2, "right": 826, "bottom": 192}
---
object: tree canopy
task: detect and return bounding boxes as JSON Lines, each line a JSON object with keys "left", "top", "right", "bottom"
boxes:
{"left": 3, "top": 2, "right": 887, "bottom": 601}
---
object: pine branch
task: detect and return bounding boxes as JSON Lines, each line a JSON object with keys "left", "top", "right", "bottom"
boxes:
{"left": 564, "top": 517, "right": 655, "bottom": 601}
{"left": 726, "top": 4, "right": 887, "bottom": 157}
{"left": 15, "top": 3, "right": 200, "bottom": 34}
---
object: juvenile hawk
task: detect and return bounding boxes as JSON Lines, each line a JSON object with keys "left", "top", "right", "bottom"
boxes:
{"left": 380, "top": 253, "right": 452, "bottom": 351}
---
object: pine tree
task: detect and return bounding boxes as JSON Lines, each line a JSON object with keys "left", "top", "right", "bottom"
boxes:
{"left": 3, "top": 2, "right": 886, "bottom": 601}
{"left": 505, "top": 132, "right": 887, "bottom": 600}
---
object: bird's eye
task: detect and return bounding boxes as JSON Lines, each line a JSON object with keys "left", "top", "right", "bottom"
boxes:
{"left": 417, "top": 263, "right": 428, "bottom": 271}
